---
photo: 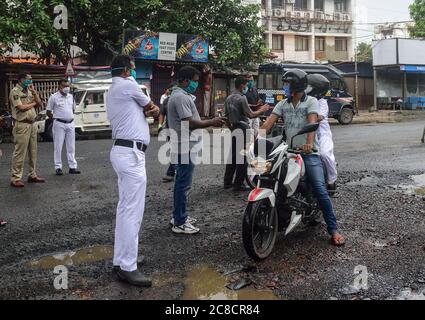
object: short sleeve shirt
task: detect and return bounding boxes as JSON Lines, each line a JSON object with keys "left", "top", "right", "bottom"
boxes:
{"left": 167, "top": 87, "right": 202, "bottom": 155}
{"left": 106, "top": 77, "right": 151, "bottom": 144}
{"left": 9, "top": 84, "right": 37, "bottom": 122}
{"left": 272, "top": 95, "right": 320, "bottom": 152}
{"left": 46, "top": 92, "right": 75, "bottom": 121}
{"left": 224, "top": 91, "right": 252, "bottom": 127}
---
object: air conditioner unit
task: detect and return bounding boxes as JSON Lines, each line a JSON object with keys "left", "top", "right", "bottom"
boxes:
{"left": 334, "top": 13, "right": 341, "bottom": 21}
{"left": 304, "top": 12, "right": 311, "bottom": 19}
{"left": 286, "top": 0, "right": 295, "bottom": 4}
{"left": 343, "top": 14, "right": 350, "bottom": 21}
{"left": 293, "top": 11, "right": 302, "bottom": 18}
{"left": 273, "top": 9, "right": 285, "bottom": 18}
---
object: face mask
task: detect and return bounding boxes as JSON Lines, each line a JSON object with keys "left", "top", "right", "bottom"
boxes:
{"left": 62, "top": 87, "right": 70, "bottom": 95}
{"left": 248, "top": 81, "right": 254, "bottom": 90}
{"left": 22, "top": 79, "right": 33, "bottom": 89}
{"left": 185, "top": 80, "right": 198, "bottom": 94}
{"left": 283, "top": 85, "right": 291, "bottom": 97}
{"left": 242, "top": 87, "right": 249, "bottom": 95}
{"left": 130, "top": 69, "right": 137, "bottom": 79}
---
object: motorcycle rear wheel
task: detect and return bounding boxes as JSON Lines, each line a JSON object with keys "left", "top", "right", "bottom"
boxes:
{"left": 242, "top": 199, "right": 278, "bottom": 261}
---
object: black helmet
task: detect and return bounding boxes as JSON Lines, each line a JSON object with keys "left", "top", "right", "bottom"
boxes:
{"left": 306, "top": 74, "right": 331, "bottom": 98}
{"left": 282, "top": 69, "right": 308, "bottom": 93}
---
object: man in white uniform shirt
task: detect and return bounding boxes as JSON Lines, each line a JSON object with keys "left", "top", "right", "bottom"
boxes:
{"left": 46, "top": 79, "right": 80, "bottom": 175}
{"left": 106, "top": 55, "right": 159, "bottom": 287}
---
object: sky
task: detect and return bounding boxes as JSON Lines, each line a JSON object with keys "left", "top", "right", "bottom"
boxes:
{"left": 356, "top": 0, "right": 415, "bottom": 43}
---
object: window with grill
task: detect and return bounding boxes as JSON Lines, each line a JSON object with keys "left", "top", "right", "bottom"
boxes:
{"left": 272, "top": 34, "right": 284, "bottom": 50}
{"left": 295, "top": 36, "right": 309, "bottom": 51}
{"left": 335, "top": 38, "right": 348, "bottom": 51}
{"left": 315, "top": 37, "right": 325, "bottom": 51}
{"left": 295, "top": 0, "right": 308, "bottom": 10}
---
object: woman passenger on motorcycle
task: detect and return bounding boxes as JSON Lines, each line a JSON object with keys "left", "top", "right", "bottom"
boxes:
{"left": 305, "top": 74, "right": 338, "bottom": 195}
{"left": 259, "top": 69, "right": 345, "bottom": 246}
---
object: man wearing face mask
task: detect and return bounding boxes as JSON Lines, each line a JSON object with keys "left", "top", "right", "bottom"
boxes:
{"left": 224, "top": 76, "right": 271, "bottom": 192}
{"left": 46, "top": 79, "right": 80, "bottom": 175}
{"left": 245, "top": 74, "right": 263, "bottom": 140}
{"left": 9, "top": 73, "right": 44, "bottom": 188}
{"left": 107, "top": 55, "right": 159, "bottom": 287}
{"left": 167, "top": 66, "right": 225, "bottom": 234}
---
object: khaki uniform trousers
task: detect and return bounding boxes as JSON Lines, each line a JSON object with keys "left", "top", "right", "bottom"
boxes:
{"left": 11, "top": 121, "right": 38, "bottom": 182}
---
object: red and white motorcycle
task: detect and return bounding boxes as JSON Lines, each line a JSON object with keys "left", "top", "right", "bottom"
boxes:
{"left": 242, "top": 123, "right": 323, "bottom": 261}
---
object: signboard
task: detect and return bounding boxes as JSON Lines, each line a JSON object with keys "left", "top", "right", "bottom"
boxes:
{"left": 400, "top": 65, "right": 425, "bottom": 73}
{"left": 158, "top": 33, "right": 177, "bottom": 61}
{"left": 123, "top": 30, "right": 209, "bottom": 63}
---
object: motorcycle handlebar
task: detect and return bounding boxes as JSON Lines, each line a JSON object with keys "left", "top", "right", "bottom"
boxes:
{"left": 287, "top": 148, "right": 318, "bottom": 154}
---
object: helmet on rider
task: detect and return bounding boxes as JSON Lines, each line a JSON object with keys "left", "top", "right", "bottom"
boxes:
{"left": 282, "top": 69, "right": 308, "bottom": 97}
{"left": 305, "top": 74, "right": 331, "bottom": 99}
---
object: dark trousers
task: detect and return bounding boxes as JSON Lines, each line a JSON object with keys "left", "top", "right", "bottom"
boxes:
{"left": 166, "top": 163, "right": 176, "bottom": 177}
{"left": 224, "top": 127, "right": 248, "bottom": 187}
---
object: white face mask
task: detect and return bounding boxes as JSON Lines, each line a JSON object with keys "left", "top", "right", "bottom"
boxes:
{"left": 62, "top": 87, "right": 70, "bottom": 95}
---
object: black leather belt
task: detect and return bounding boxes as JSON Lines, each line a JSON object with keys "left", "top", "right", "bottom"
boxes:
{"left": 55, "top": 119, "right": 74, "bottom": 124}
{"left": 114, "top": 139, "right": 148, "bottom": 152}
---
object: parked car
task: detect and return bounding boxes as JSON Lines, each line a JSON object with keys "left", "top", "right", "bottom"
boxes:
{"left": 257, "top": 63, "right": 356, "bottom": 125}
{"left": 36, "top": 83, "right": 153, "bottom": 141}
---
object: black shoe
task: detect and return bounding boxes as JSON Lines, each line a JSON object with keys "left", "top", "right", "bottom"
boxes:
{"left": 113, "top": 255, "right": 146, "bottom": 272}
{"left": 162, "top": 175, "right": 174, "bottom": 183}
{"left": 56, "top": 169, "right": 63, "bottom": 176}
{"left": 69, "top": 168, "right": 81, "bottom": 174}
{"left": 115, "top": 268, "right": 152, "bottom": 287}
{"left": 327, "top": 183, "right": 337, "bottom": 197}
{"left": 233, "top": 185, "right": 251, "bottom": 192}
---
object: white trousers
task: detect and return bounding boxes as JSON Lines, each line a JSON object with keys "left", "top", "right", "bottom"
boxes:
{"left": 110, "top": 145, "right": 146, "bottom": 272}
{"left": 249, "top": 118, "right": 260, "bottom": 145}
{"left": 53, "top": 120, "right": 77, "bottom": 170}
{"left": 319, "top": 133, "right": 338, "bottom": 184}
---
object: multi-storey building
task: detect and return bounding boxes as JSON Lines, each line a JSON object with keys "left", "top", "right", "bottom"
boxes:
{"left": 261, "top": 0, "right": 355, "bottom": 63}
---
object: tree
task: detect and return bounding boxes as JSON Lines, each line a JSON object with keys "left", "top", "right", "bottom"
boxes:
{"left": 409, "top": 0, "right": 425, "bottom": 38}
{"left": 356, "top": 42, "right": 372, "bottom": 62}
{"left": 0, "top": 0, "right": 266, "bottom": 69}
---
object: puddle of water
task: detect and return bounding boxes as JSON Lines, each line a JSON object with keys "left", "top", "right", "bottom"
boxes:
{"left": 395, "top": 173, "right": 425, "bottom": 196}
{"left": 27, "top": 245, "right": 113, "bottom": 269}
{"left": 182, "top": 266, "right": 279, "bottom": 300}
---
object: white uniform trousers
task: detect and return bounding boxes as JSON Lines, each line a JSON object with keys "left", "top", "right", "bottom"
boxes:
{"left": 249, "top": 118, "right": 260, "bottom": 145}
{"left": 53, "top": 120, "right": 78, "bottom": 170}
{"left": 319, "top": 133, "right": 338, "bottom": 185}
{"left": 110, "top": 145, "right": 146, "bottom": 272}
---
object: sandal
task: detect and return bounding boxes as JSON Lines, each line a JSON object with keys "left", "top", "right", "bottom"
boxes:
{"left": 0, "top": 220, "right": 7, "bottom": 227}
{"left": 331, "top": 233, "right": 345, "bottom": 247}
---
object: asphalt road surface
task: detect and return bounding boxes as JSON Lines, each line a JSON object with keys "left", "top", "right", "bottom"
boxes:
{"left": 0, "top": 120, "right": 424, "bottom": 300}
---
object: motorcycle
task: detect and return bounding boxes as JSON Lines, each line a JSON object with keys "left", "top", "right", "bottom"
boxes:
{"left": 242, "top": 123, "right": 323, "bottom": 261}
{"left": 0, "top": 111, "right": 14, "bottom": 144}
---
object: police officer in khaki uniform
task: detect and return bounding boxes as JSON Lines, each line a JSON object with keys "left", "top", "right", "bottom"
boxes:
{"left": 9, "top": 73, "right": 45, "bottom": 187}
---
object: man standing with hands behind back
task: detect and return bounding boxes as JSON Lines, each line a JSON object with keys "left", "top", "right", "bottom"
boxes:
{"left": 107, "top": 55, "right": 160, "bottom": 287}
{"left": 46, "top": 79, "right": 80, "bottom": 176}
{"left": 9, "top": 73, "right": 45, "bottom": 188}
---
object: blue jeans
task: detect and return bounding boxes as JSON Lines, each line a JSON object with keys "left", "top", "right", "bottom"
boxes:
{"left": 302, "top": 155, "right": 338, "bottom": 235}
{"left": 173, "top": 155, "right": 195, "bottom": 227}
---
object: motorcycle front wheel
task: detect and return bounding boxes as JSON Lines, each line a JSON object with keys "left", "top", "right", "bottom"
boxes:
{"left": 242, "top": 199, "right": 278, "bottom": 261}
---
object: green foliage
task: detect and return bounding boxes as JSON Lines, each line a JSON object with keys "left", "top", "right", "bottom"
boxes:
{"left": 409, "top": 0, "right": 425, "bottom": 38}
{"left": 0, "top": 0, "right": 266, "bottom": 69}
{"left": 356, "top": 42, "right": 372, "bottom": 62}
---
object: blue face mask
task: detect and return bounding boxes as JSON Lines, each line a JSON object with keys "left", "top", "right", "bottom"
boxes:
{"left": 248, "top": 80, "right": 255, "bottom": 90}
{"left": 242, "top": 87, "right": 249, "bottom": 95}
{"left": 185, "top": 80, "right": 199, "bottom": 94}
{"left": 22, "top": 79, "right": 33, "bottom": 89}
{"left": 283, "top": 85, "right": 291, "bottom": 97}
{"left": 130, "top": 69, "right": 137, "bottom": 79}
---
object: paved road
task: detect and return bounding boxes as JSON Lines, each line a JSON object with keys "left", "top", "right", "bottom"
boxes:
{"left": 0, "top": 120, "right": 424, "bottom": 300}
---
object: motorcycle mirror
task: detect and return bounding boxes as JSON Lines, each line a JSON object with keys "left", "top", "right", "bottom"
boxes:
{"left": 296, "top": 123, "right": 319, "bottom": 136}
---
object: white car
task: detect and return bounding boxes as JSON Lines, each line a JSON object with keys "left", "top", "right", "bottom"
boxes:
{"left": 36, "top": 83, "right": 154, "bottom": 141}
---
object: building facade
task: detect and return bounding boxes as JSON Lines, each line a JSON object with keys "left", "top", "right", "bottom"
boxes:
{"left": 262, "top": 0, "right": 355, "bottom": 63}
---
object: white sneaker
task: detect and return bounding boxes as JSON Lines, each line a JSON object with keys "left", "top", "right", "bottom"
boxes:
{"left": 172, "top": 222, "right": 200, "bottom": 235}
{"left": 170, "top": 216, "right": 197, "bottom": 226}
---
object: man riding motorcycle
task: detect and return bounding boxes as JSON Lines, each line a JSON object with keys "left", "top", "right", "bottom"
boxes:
{"left": 259, "top": 69, "right": 345, "bottom": 246}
